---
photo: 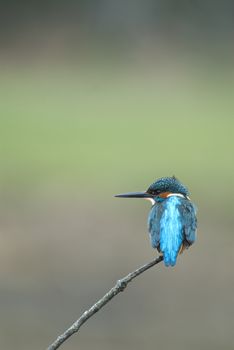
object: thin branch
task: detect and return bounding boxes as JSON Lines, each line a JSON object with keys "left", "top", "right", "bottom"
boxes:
{"left": 47, "top": 255, "right": 163, "bottom": 350}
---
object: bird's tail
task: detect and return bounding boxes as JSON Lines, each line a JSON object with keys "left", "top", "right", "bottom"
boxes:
{"left": 163, "top": 250, "right": 179, "bottom": 267}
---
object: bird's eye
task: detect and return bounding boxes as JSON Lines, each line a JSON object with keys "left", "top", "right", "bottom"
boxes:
{"left": 147, "top": 189, "right": 160, "bottom": 196}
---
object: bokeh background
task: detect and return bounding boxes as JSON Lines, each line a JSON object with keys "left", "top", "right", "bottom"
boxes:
{"left": 1, "top": 1, "right": 234, "bottom": 350}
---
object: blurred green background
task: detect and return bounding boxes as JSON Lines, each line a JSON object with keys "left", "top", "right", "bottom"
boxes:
{"left": 0, "top": 1, "right": 234, "bottom": 350}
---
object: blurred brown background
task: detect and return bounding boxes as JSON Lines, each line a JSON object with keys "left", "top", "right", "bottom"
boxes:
{"left": 0, "top": 1, "right": 234, "bottom": 349}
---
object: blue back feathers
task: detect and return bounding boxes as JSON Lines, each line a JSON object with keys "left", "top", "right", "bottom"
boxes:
{"left": 159, "top": 197, "right": 183, "bottom": 266}
{"left": 148, "top": 195, "right": 197, "bottom": 267}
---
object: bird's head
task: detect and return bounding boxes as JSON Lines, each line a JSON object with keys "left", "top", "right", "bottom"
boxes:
{"left": 115, "top": 176, "right": 189, "bottom": 204}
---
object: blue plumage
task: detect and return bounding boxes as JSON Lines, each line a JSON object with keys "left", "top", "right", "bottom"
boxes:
{"left": 148, "top": 196, "right": 196, "bottom": 266}
{"left": 115, "top": 176, "right": 197, "bottom": 267}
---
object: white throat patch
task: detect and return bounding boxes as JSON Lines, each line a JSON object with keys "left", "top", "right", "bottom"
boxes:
{"left": 145, "top": 198, "right": 156, "bottom": 205}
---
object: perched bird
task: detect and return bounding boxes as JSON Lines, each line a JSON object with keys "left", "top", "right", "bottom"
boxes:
{"left": 115, "top": 176, "right": 197, "bottom": 267}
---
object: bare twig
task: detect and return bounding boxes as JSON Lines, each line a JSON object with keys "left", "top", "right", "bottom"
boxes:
{"left": 47, "top": 255, "right": 163, "bottom": 350}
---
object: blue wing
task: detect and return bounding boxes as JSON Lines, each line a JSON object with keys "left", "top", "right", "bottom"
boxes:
{"left": 147, "top": 203, "right": 163, "bottom": 250}
{"left": 179, "top": 199, "right": 197, "bottom": 246}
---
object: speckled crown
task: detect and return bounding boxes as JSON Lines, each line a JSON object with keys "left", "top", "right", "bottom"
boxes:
{"left": 147, "top": 176, "right": 189, "bottom": 196}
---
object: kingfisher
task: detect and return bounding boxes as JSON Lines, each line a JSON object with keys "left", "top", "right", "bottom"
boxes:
{"left": 115, "top": 176, "right": 197, "bottom": 267}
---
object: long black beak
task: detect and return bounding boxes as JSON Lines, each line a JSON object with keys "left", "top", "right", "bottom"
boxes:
{"left": 115, "top": 191, "right": 151, "bottom": 198}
